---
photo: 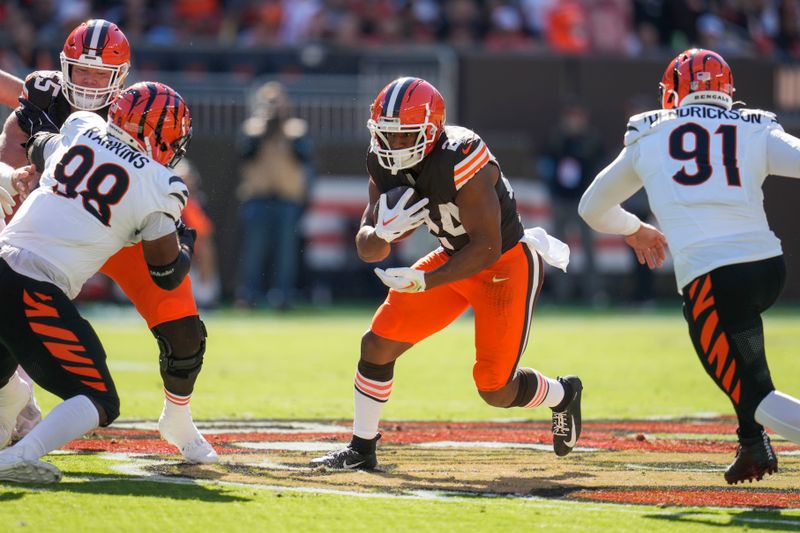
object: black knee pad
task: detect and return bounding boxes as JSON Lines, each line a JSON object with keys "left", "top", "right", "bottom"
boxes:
{"left": 152, "top": 316, "right": 207, "bottom": 381}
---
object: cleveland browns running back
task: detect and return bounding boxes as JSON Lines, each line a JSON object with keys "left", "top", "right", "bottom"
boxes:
{"left": 312, "top": 77, "right": 579, "bottom": 470}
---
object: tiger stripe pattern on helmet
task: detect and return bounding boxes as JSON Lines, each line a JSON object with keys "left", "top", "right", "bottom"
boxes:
{"left": 108, "top": 81, "right": 192, "bottom": 168}
{"left": 660, "top": 48, "right": 734, "bottom": 110}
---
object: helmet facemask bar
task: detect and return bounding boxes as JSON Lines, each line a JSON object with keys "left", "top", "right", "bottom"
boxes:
{"left": 60, "top": 53, "right": 129, "bottom": 111}
{"left": 166, "top": 130, "right": 193, "bottom": 169}
{"left": 367, "top": 110, "right": 438, "bottom": 174}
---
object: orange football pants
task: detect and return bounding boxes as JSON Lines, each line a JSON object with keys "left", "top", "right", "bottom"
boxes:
{"left": 99, "top": 242, "right": 198, "bottom": 329}
{"left": 370, "top": 242, "right": 544, "bottom": 392}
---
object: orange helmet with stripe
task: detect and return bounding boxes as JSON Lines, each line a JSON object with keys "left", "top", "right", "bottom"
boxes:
{"left": 367, "top": 77, "right": 446, "bottom": 174}
{"left": 659, "top": 48, "right": 734, "bottom": 110}
{"left": 60, "top": 19, "right": 131, "bottom": 111}
{"left": 107, "top": 82, "right": 192, "bottom": 168}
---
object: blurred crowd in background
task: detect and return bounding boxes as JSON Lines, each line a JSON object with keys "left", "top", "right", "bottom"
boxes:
{"left": 2, "top": 0, "right": 800, "bottom": 72}
{"left": 1, "top": 0, "right": 795, "bottom": 311}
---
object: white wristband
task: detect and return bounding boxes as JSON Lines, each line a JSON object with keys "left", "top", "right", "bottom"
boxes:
{"left": 0, "top": 162, "right": 14, "bottom": 194}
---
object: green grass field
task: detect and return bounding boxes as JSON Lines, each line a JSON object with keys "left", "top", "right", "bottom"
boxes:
{"left": 4, "top": 304, "right": 800, "bottom": 532}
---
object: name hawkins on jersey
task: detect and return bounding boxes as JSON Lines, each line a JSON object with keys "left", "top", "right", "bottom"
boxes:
{"left": 81, "top": 127, "right": 148, "bottom": 169}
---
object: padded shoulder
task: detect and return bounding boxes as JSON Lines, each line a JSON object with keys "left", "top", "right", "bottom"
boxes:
{"left": 623, "top": 109, "right": 676, "bottom": 147}
{"left": 21, "top": 70, "right": 63, "bottom": 109}
{"left": 739, "top": 108, "right": 779, "bottom": 125}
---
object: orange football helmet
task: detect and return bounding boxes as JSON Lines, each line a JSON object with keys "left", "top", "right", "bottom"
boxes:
{"left": 367, "top": 77, "right": 446, "bottom": 174}
{"left": 107, "top": 82, "right": 192, "bottom": 168}
{"left": 659, "top": 48, "right": 734, "bottom": 110}
{"left": 60, "top": 19, "right": 131, "bottom": 111}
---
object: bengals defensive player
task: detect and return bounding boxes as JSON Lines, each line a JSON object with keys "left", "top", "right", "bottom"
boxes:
{"left": 0, "top": 20, "right": 216, "bottom": 464}
{"left": 0, "top": 82, "right": 194, "bottom": 483}
{"left": 311, "top": 77, "right": 582, "bottom": 470}
{"left": 580, "top": 48, "right": 800, "bottom": 484}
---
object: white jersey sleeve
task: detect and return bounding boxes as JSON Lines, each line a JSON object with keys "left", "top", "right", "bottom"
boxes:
{"left": 578, "top": 147, "right": 643, "bottom": 236}
{"left": 766, "top": 126, "right": 800, "bottom": 179}
{"left": 143, "top": 172, "right": 188, "bottom": 224}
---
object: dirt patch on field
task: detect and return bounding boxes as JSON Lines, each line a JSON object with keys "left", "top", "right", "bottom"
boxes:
{"left": 68, "top": 418, "right": 800, "bottom": 508}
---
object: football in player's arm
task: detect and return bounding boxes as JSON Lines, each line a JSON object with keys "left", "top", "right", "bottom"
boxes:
{"left": 578, "top": 48, "right": 800, "bottom": 485}
{"left": 312, "top": 77, "right": 580, "bottom": 470}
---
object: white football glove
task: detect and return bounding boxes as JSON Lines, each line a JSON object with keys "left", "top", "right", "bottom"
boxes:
{"left": 374, "top": 267, "right": 426, "bottom": 293}
{"left": 0, "top": 185, "right": 15, "bottom": 217}
{"left": 373, "top": 189, "right": 429, "bottom": 243}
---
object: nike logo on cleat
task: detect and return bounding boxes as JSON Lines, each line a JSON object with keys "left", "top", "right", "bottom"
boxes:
{"left": 343, "top": 459, "right": 366, "bottom": 469}
{"left": 564, "top": 418, "right": 577, "bottom": 448}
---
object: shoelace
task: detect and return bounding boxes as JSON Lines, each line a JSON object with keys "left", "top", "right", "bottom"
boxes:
{"left": 552, "top": 411, "right": 570, "bottom": 437}
{"left": 761, "top": 432, "right": 776, "bottom": 463}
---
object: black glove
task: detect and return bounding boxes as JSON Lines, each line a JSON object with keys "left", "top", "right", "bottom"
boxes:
{"left": 176, "top": 219, "right": 197, "bottom": 256}
{"left": 15, "top": 97, "right": 59, "bottom": 136}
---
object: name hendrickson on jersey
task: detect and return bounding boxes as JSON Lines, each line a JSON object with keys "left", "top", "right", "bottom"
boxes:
{"left": 643, "top": 106, "right": 773, "bottom": 125}
{"left": 81, "top": 126, "right": 148, "bottom": 169}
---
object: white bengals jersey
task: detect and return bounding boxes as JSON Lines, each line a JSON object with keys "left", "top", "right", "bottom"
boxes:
{"left": 580, "top": 103, "right": 800, "bottom": 291}
{"left": 0, "top": 112, "right": 188, "bottom": 298}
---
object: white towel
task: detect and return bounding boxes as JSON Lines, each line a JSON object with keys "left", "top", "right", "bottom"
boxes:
{"left": 520, "top": 227, "right": 570, "bottom": 272}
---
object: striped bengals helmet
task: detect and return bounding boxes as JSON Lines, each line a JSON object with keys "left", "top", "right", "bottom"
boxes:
{"left": 659, "top": 49, "right": 734, "bottom": 110}
{"left": 107, "top": 82, "right": 192, "bottom": 168}
{"left": 60, "top": 19, "right": 131, "bottom": 111}
{"left": 368, "top": 77, "right": 446, "bottom": 174}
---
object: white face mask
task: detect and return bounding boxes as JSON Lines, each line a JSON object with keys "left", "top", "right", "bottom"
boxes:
{"left": 367, "top": 119, "right": 435, "bottom": 174}
{"left": 60, "top": 53, "right": 129, "bottom": 111}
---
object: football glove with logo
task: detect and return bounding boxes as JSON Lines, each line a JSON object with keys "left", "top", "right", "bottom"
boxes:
{"left": 374, "top": 267, "right": 426, "bottom": 293}
{"left": 373, "top": 189, "right": 429, "bottom": 243}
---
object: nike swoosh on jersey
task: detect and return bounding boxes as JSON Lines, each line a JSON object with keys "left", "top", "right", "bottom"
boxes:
{"left": 492, "top": 276, "right": 510, "bottom": 283}
{"left": 461, "top": 143, "right": 472, "bottom": 154}
{"left": 564, "top": 418, "right": 577, "bottom": 448}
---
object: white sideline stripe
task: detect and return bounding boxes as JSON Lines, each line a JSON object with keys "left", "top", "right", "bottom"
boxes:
{"left": 236, "top": 442, "right": 340, "bottom": 452}
{"left": 416, "top": 441, "right": 598, "bottom": 453}
{"left": 111, "top": 420, "right": 350, "bottom": 434}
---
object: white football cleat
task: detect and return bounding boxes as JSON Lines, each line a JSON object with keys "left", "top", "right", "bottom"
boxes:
{"left": 0, "top": 449, "right": 61, "bottom": 484}
{"left": 179, "top": 436, "right": 219, "bottom": 464}
{"left": 159, "top": 413, "right": 219, "bottom": 464}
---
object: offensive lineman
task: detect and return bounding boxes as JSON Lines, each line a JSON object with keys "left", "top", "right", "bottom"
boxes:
{"left": 0, "top": 19, "right": 216, "bottom": 464}
{"left": 579, "top": 48, "right": 800, "bottom": 484}
{"left": 312, "top": 77, "right": 580, "bottom": 469}
{"left": 0, "top": 81, "right": 194, "bottom": 482}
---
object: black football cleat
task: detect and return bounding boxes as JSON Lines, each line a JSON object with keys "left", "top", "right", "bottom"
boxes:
{"left": 552, "top": 376, "right": 583, "bottom": 457}
{"left": 724, "top": 430, "right": 777, "bottom": 485}
{"left": 310, "top": 434, "right": 379, "bottom": 470}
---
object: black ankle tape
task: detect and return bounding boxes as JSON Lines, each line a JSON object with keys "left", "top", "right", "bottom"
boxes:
{"left": 350, "top": 433, "right": 380, "bottom": 454}
{"left": 509, "top": 368, "right": 537, "bottom": 407}
{"left": 357, "top": 360, "right": 395, "bottom": 382}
